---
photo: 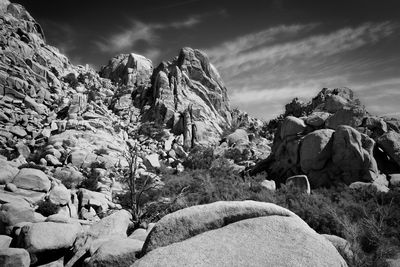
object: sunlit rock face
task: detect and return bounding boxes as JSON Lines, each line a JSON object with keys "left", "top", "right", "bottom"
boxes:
{"left": 147, "top": 47, "right": 231, "bottom": 146}
{"left": 100, "top": 47, "right": 232, "bottom": 147}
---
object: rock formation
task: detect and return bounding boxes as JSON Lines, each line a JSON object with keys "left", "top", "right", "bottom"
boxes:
{"left": 250, "top": 87, "right": 400, "bottom": 190}
{"left": 100, "top": 47, "right": 232, "bottom": 147}
{"left": 134, "top": 201, "right": 347, "bottom": 267}
{"left": 1, "top": 0, "right": 399, "bottom": 266}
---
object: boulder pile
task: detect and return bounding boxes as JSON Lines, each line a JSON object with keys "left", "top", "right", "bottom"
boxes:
{"left": 251, "top": 87, "right": 400, "bottom": 191}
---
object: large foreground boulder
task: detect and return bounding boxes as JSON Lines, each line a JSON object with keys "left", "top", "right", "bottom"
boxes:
{"left": 135, "top": 201, "right": 346, "bottom": 267}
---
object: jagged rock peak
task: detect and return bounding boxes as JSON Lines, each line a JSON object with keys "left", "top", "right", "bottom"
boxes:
{"left": 101, "top": 47, "right": 232, "bottom": 146}
{"left": 148, "top": 47, "right": 231, "bottom": 146}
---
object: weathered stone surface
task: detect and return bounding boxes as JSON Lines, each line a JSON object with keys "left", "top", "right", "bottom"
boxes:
{"left": 0, "top": 235, "right": 12, "bottom": 248}
{"left": 86, "top": 238, "right": 143, "bottom": 267}
{"left": 136, "top": 203, "right": 346, "bottom": 267}
{"left": 87, "top": 210, "right": 132, "bottom": 239}
{"left": 305, "top": 112, "right": 331, "bottom": 127}
{"left": 100, "top": 53, "right": 153, "bottom": 86}
{"left": 144, "top": 154, "right": 161, "bottom": 170}
{"left": 260, "top": 179, "right": 276, "bottom": 191}
{"left": 0, "top": 159, "right": 19, "bottom": 185}
{"left": 280, "top": 116, "right": 306, "bottom": 139}
{"left": 326, "top": 107, "right": 366, "bottom": 130}
{"left": 136, "top": 47, "right": 231, "bottom": 145}
{"left": 142, "top": 201, "right": 298, "bottom": 253}
{"left": 332, "top": 126, "right": 378, "bottom": 183}
{"left": 53, "top": 167, "right": 84, "bottom": 189}
{"left": 129, "top": 228, "right": 148, "bottom": 241}
{"left": 325, "top": 95, "right": 349, "bottom": 113}
{"left": 226, "top": 128, "right": 249, "bottom": 146}
{"left": 48, "top": 184, "right": 70, "bottom": 205}
{"left": 9, "top": 126, "right": 27, "bottom": 138}
{"left": 13, "top": 168, "right": 51, "bottom": 192}
{"left": 19, "top": 222, "right": 82, "bottom": 253}
{"left": 300, "top": 129, "right": 334, "bottom": 173}
{"left": 0, "top": 203, "right": 36, "bottom": 231}
{"left": 377, "top": 131, "right": 400, "bottom": 168}
{"left": 0, "top": 248, "right": 30, "bottom": 267}
{"left": 323, "top": 234, "right": 354, "bottom": 263}
{"left": 78, "top": 188, "right": 110, "bottom": 213}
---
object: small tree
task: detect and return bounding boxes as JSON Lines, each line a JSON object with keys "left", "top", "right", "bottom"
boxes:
{"left": 123, "top": 141, "right": 189, "bottom": 226}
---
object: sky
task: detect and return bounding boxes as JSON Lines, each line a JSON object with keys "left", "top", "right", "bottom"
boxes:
{"left": 14, "top": 0, "right": 400, "bottom": 120}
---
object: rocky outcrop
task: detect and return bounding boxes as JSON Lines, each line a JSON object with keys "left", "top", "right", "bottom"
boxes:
{"left": 135, "top": 201, "right": 347, "bottom": 267}
{"left": 250, "top": 87, "right": 393, "bottom": 188}
{"left": 100, "top": 47, "right": 232, "bottom": 147}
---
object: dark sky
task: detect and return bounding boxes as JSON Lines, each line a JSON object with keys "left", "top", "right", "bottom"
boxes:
{"left": 13, "top": 0, "right": 400, "bottom": 120}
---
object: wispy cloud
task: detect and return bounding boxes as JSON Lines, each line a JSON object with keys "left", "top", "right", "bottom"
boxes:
{"left": 204, "top": 21, "right": 399, "bottom": 120}
{"left": 94, "top": 16, "right": 201, "bottom": 57}
{"left": 208, "top": 22, "right": 397, "bottom": 77}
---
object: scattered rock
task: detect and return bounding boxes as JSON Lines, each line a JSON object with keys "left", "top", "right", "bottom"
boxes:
{"left": 129, "top": 228, "right": 148, "bottom": 241}
{"left": 377, "top": 131, "right": 400, "bottom": 168}
{"left": 305, "top": 112, "right": 330, "bottom": 127}
{"left": 280, "top": 116, "right": 306, "bottom": 139}
{"left": 13, "top": 168, "right": 51, "bottom": 192}
{"left": 48, "top": 184, "right": 70, "bottom": 205}
{"left": 86, "top": 238, "right": 143, "bottom": 267}
{"left": 0, "top": 235, "right": 12, "bottom": 248}
{"left": 0, "top": 203, "right": 37, "bottom": 233}
{"left": 226, "top": 129, "right": 249, "bottom": 146}
{"left": 144, "top": 154, "right": 161, "bottom": 170}
{"left": 0, "top": 159, "right": 19, "bottom": 185}
{"left": 19, "top": 222, "right": 82, "bottom": 253}
{"left": 0, "top": 248, "right": 30, "bottom": 267}
{"left": 260, "top": 180, "right": 276, "bottom": 191}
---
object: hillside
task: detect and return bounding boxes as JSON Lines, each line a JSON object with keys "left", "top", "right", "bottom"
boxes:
{"left": 1, "top": 1, "right": 400, "bottom": 266}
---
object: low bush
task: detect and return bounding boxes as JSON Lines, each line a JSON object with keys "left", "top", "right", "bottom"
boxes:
{"left": 183, "top": 146, "right": 215, "bottom": 170}
{"left": 157, "top": 165, "right": 400, "bottom": 266}
{"left": 18, "top": 163, "right": 47, "bottom": 171}
{"left": 36, "top": 200, "right": 59, "bottom": 216}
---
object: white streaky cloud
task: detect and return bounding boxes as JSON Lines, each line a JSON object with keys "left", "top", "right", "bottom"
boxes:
{"left": 168, "top": 16, "right": 200, "bottom": 28}
{"left": 207, "top": 23, "right": 318, "bottom": 62}
{"left": 94, "top": 16, "right": 201, "bottom": 53}
{"left": 94, "top": 21, "right": 156, "bottom": 53}
{"left": 207, "top": 22, "right": 397, "bottom": 78}
{"left": 230, "top": 75, "right": 350, "bottom": 106}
